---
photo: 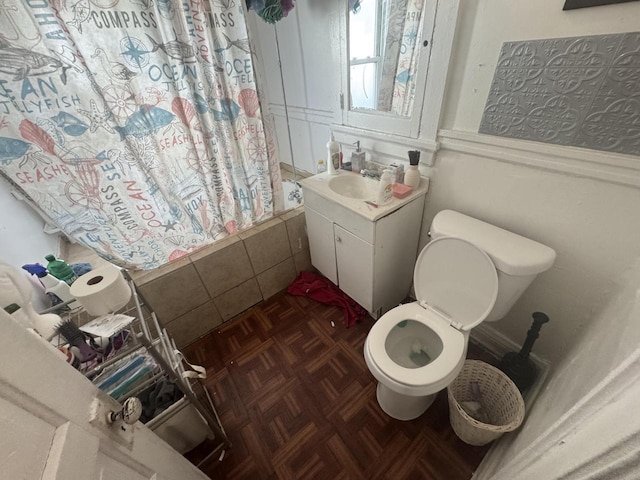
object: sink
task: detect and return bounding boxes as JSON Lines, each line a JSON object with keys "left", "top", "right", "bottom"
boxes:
{"left": 328, "top": 174, "right": 378, "bottom": 199}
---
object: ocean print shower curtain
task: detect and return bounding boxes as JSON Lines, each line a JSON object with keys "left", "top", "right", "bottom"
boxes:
{"left": 0, "top": 0, "right": 282, "bottom": 269}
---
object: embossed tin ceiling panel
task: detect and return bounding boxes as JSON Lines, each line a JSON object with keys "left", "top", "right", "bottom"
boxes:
{"left": 479, "top": 32, "right": 640, "bottom": 156}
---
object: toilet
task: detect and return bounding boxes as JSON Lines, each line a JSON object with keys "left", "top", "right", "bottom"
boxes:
{"left": 364, "top": 210, "right": 556, "bottom": 420}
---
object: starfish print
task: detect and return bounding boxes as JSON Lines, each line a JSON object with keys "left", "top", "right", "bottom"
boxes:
{"left": 77, "top": 99, "right": 114, "bottom": 134}
{"left": 162, "top": 220, "right": 178, "bottom": 231}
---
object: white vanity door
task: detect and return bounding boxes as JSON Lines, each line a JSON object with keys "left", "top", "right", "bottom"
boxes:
{"left": 334, "top": 224, "right": 374, "bottom": 312}
{"left": 305, "top": 206, "right": 338, "bottom": 284}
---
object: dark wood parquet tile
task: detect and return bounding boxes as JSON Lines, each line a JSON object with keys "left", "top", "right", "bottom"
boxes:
{"left": 184, "top": 291, "right": 493, "bottom": 480}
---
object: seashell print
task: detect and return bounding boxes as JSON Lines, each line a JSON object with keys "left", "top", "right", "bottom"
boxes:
{"left": 51, "top": 112, "right": 89, "bottom": 137}
{"left": 171, "top": 97, "right": 197, "bottom": 126}
{"left": 168, "top": 249, "right": 189, "bottom": 261}
{"left": 238, "top": 89, "right": 260, "bottom": 118}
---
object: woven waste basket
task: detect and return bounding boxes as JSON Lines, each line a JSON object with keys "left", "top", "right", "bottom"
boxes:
{"left": 447, "top": 360, "right": 525, "bottom": 446}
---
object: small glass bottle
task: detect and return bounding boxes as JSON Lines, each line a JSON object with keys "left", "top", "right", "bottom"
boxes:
{"left": 316, "top": 159, "right": 327, "bottom": 174}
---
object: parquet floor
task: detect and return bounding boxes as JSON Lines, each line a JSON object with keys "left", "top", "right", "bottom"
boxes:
{"left": 184, "top": 290, "right": 494, "bottom": 480}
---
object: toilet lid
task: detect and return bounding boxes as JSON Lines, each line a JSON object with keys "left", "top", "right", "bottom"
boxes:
{"left": 414, "top": 236, "right": 498, "bottom": 331}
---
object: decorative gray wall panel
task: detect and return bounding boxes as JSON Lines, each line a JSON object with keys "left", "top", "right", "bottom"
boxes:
{"left": 479, "top": 32, "right": 640, "bottom": 156}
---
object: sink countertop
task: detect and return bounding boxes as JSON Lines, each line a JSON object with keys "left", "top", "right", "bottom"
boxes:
{"left": 300, "top": 171, "right": 429, "bottom": 222}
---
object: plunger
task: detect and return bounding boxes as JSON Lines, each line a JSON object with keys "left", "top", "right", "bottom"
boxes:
{"left": 498, "top": 312, "right": 550, "bottom": 393}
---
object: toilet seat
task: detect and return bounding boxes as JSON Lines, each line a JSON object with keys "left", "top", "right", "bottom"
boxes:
{"left": 366, "top": 303, "right": 466, "bottom": 388}
{"left": 365, "top": 236, "right": 499, "bottom": 395}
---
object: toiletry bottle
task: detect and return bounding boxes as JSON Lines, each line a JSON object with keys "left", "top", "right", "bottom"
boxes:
{"left": 42, "top": 273, "right": 79, "bottom": 308}
{"left": 404, "top": 150, "right": 421, "bottom": 189}
{"left": 23, "top": 264, "right": 79, "bottom": 309}
{"left": 45, "top": 254, "right": 77, "bottom": 285}
{"left": 326, "top": 132, "right": 340, "bottom": 175}
{"left": 316, "top": 159, "right": 327, "bottom": 174}
{"left": 351, "top": 141, "right": 365, "bottom": 174}
{"left": 377, "top": 169, "right": 394, "bottom": 205}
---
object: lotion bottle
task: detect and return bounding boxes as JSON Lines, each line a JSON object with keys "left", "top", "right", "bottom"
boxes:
{"left": 326, "top": 132, "right": 340, "bottom": 175}
{"left": 377, "top": 169, "right": 394, "bottom": 205}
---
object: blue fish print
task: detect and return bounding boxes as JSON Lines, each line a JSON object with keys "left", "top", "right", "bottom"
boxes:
{"left": 51, "top": 112, "right": 89, "bottom": 136}
{"left": 396, "top": 69, "right": 413, "bottom": 84}
{"left": 0, "top": 137, "right": 30, "bottom": 165}
{"left": 115, "top": 105, "right": 175, "bottom": 140}
{"left": 212, "top": 98, "right": 241, "bottom": 122}
{"left": 193, "top": 93, "right": 209, "bottom": 114}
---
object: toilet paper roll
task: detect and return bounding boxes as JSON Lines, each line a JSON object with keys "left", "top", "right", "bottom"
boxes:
{"left": 70, "top": 266, "right": 132, "bottom": 316}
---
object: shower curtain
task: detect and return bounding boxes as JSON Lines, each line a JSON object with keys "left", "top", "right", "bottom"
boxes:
{"left": 377, "top": 0, "right": 424, "bottom": 116}
{"left": 0, "top": 0, "right": 282, "bottom": 269}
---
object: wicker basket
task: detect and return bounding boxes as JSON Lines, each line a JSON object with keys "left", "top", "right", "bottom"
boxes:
{"left": 447, "top": 360, "right": 525, "bottom": 446}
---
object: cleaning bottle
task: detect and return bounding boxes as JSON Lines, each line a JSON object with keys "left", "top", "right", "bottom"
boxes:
{"left": 23, "top": 264, "right": 79, "bottom": 309}
{"left": 45, "top": 254, "right": 77, "bottom": 285}
{"left": 326, "top": 131, "right": 340, "bottom": 175}
{"left": 377, "top": 169, "right": 394, "bottom": 205}
{"left": 404, "top": 150, "right": 421, "bottom": 189}
{"left": 351, "top": 141, "right": 365, "bottom": 174}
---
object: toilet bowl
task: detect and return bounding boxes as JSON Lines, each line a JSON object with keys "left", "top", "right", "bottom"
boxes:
{"left": 364, "top": 236, "right": 498, "bottom": 420}
{"left": 363, "top": 210, "right": 556, "bottom": 421}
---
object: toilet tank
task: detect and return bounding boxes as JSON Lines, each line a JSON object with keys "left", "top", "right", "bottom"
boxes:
{"left": 430, "top": 210, "right": 556, "bottom": 321}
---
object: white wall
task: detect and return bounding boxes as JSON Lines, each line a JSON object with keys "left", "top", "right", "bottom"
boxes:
{"left": 0, "top": 181, "right": 60, "bottom": 271}
{"left": 424, "top": 150, "right": 640, "bottom": 362}
{"left": 436, "top": 0, "right": 640, "bottom": 360}
{"left": 248, "top": 0, "right": 341, "bottom": 175}
{"left": 443, "top": 0, "right": 640, "bottom": 132}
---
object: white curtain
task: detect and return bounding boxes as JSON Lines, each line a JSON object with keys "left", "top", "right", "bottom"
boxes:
{"left": 377, "top": 0, "right": 424, "bottom": 116}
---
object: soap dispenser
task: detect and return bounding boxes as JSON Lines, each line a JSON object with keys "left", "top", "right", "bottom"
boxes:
{"left": 404, "top": 150, "right": 421, "bottom": 189}
{"left": 351, "top": 141, "right": 365, "bottom": 174}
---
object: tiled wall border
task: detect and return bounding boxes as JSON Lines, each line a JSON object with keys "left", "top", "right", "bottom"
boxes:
{"left": 131, "top": 207, "right": 311, "bottom": 347}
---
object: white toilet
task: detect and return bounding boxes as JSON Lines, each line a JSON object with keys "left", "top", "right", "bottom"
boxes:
{"left": 364, "top": 210, "right": 556, "bottom": 420}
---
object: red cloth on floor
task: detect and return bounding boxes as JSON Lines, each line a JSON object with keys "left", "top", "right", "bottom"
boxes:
{"left": 287, "top": 271, "right": 367, "bottom": 327}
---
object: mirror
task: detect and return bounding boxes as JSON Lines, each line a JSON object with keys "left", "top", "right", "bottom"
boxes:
{"left": 348, "top": 0, "right": 425, "bottom": 117}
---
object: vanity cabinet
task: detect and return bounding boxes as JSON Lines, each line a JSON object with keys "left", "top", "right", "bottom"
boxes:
{"left": 304, "top": 195, "right": 425, "bottom": 318}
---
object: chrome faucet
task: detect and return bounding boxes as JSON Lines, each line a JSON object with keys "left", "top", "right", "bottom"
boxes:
{"left": 361, "top": 169, "right": 381, "bottom": 180}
